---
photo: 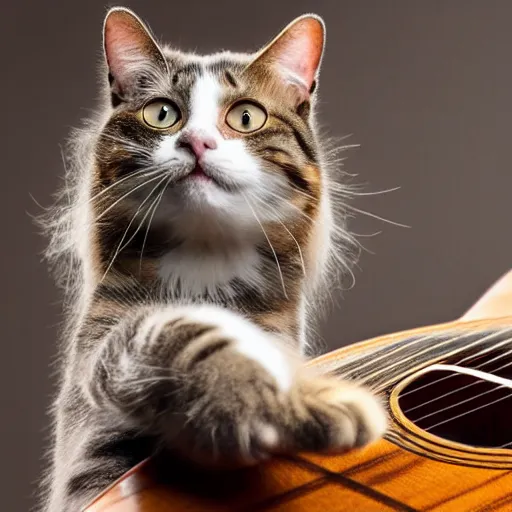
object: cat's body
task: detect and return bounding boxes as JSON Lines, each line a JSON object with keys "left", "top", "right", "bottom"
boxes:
{"left": 41, "top": 8, "right": 387, "bottom": 511}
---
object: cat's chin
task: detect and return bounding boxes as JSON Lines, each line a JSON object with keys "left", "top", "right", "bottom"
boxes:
{"left": 170, "top": 164, "right": 240, "bottom": 196}
{"left": 176, "top": 174, "right": 229, "bottom": 199}
{"left": 161, "top": 178, "right": 241, "bottom": 223}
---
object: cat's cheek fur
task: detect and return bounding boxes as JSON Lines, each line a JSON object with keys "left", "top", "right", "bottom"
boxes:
{"left": 201, "top": 138, "right": 265, "bottom": 190}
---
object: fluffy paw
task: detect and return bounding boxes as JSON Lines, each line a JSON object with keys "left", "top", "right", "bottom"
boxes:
{"left": 164, "top": 306, "right": 387, "bottom": 467}
{"left": 284, "top": 377, "right": 388, "bottom": 453}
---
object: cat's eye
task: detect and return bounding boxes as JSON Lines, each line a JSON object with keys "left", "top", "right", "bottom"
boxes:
{"left": 142, "top": 100, "right": 180, "bottom": 129}
{"left": 226, "top": 101, "right": 267, "bottom": 133}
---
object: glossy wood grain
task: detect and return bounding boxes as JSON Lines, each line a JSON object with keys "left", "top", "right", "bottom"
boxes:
{"left": 85, "top": 271, "right": 512, "bottom": 511}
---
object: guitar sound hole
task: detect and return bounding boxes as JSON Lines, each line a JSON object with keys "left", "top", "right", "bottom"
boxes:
{"left": 398, "top": 357, "right": 512, "bottom": 449}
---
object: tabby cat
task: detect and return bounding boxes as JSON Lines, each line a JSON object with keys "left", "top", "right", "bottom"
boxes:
{"left": 41, "top": 7, "right": 387, "bottom": 511}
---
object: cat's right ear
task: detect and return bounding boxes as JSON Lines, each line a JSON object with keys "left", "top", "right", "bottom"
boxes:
{"left": 103, "top": 7, "right": 168, "bottom": 101}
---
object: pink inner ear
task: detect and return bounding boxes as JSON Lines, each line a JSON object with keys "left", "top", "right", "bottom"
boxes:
{"left": 104, "top": 10, "right": 156, "bottom": 87}
{"left": 272, "top": 18, "right": 324, "bottom": 91}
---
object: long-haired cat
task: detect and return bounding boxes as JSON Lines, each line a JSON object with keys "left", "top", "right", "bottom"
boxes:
{"left": 40, "top": 7, "right": 387, "bottom": 511}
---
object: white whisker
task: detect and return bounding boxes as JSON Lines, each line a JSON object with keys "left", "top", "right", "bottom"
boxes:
{"left": 87, "top": 165, "right": 167, "bottom": 208}
{"left": 139, "top": 173, "right": 174, "bottom": 273}
{"left": 101, "top": 172, "right": 171, "bottom": 281}
{"left": 330, "top": 186, "right": 402, "bottom": 197}
{"left": 242, "top": 192, "right": 288, "bottom": 299}
{"left": 340, "top": 203, "right": 410, "bottom": 229}
{"left": 95, "top": 171, "right": 169, "bottom": 223}
{"left": 248, "top": 193, "right": 306, "bottom": 277}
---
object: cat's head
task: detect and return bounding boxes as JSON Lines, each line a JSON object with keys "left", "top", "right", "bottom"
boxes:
{"left": 96, "top": 7, "right": 325, "bottom": 226}
{"left": 69, "top": 7, "right": 349, "bottom": 298}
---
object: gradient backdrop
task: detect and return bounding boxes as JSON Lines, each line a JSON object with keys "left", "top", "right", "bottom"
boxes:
{"left": 2, "top": 1, "right": 512, "bottom": 510}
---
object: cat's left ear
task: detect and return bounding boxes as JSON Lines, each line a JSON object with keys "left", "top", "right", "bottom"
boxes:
{"left": 103, "top": 7, "right": 168, "bottom": 101}
{"left": 250, "top": 14, "right": 325, "bottom": 101}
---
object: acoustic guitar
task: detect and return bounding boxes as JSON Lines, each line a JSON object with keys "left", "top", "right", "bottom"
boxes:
{"left": 85, "top": 271, "right": 512, "bottom": 511}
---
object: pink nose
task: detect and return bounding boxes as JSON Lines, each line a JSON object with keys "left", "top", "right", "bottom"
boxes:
{"left": 178, "top": 130, "right": 217, "bottom": 159}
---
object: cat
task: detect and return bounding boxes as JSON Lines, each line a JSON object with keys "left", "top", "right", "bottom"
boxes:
{"left": 40, "top": 7, "right": 387, "bottom": 511}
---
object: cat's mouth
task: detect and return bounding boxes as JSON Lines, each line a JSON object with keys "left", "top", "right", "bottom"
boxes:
{"left": 189, "top": 165, "right": 213, "bottom": 182}
{"left": 181, "top": 163, "right": 239, "bottom": 193}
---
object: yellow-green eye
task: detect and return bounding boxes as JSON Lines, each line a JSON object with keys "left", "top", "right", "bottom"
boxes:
{"left": 226, "top": 101, "right": 267, "bottom": 133}
{"left": 142, "top": 100, "right": 180, "bottom": 129}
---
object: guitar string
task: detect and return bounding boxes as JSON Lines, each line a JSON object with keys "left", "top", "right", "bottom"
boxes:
{"left": 394, "top": 331, "right": 512, "bottom": 436}
{"left": 410, "top": 384, "right": 505, "bottom": 424}
{"left": 347, "top": 331, "right": 469, "bottom": 383}
{"left": 379, "top": 329, "right": 512, "bottom": 446}
{"left": 401, "top": 346, "right": 512, "bottom": 414}
{"left": 339, "top": 332, "right": 439, "bottom": 379}
{"left": 355, "top": 327, "right": 512, "bottom": 388}
{"left": 332, "top": 323, "right": 512, "bottom": 442}
{"left": 399, "top": 332, "right": 512, "bottom": 398}
{"left": 423, "top": 391, "right": 512, "bottom": 431}
{"left": 365, "top": 328, "right": 512, "bottom": 385}
{"left": 361, "top": 328, "right": 512, "bottom": 409}
{"left": 398, "top": 333, "right": 512, "bottom": 400}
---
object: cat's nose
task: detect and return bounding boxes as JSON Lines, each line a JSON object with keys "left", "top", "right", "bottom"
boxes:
{"left": 177, "top": 130, "right": 217, "bottom": 160}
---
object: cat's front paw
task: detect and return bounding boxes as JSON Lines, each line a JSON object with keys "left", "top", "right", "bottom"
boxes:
{"left": 166, "top": 307, "right": 387, "bottom": 467}
{"left": 284, "top": 376, "right": 388, "bottom": 454}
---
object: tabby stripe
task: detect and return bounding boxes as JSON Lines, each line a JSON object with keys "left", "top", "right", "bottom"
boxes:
{"left": 262, "top": 146, "right": 294, "bottom": 159}
{"left": 170, "top": 62, "right": 202, "bottom": 85}
{"left": 162, "top": 322, "right": 218, "bottom": 364}
{"left": 262, "top": 156, "right": 312, "bottom": 193}
{"left": 188, "top": 337, "right": 231, "bottom": 367}
{"left": 272, "top": 113, "right": 317, "bottom": 162}
{"left": 224, "top": 70, "right": 238, "bottom": 88}
{"left": 66, "top": 466, "right": 124, "bottom": 497}
{"left": 88, "top": 432, "right": 155, "bottom": 462}
{"left": 250, "top": 126, "right": 292, "bottom": 142}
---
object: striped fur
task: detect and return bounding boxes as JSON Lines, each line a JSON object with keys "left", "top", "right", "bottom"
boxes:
{"left": 39, "top": 7, "right": 386, "bottom": 511}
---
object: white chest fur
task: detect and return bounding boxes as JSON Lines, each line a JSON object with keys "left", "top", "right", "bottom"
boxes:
{"left": 158, "top": 244, "right": 264, "bottom": 299}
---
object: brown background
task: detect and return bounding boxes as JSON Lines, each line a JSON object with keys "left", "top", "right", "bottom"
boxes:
{"left": 2, "top": 1, "right": 512, "bottom": 510}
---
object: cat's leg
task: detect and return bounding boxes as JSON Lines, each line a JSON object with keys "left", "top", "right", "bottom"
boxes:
{"left": 45, "top": 425, "right": 154, "bottom": 512}
{"left": 48, "top": 304, "right": 386, "bottom": 510}
{"left": 84, "top": 304, "right": 387, "bottom": 467}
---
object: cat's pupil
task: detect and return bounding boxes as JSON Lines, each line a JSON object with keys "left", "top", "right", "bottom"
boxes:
{"left": 158, "top": 106, "right": 169, "bottom": 122}
{"left": 242, "top": 110, "right": 251, "bottom": 126}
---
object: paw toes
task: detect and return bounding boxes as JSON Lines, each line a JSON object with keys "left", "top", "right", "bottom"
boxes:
{"left": 290, "top": 379, "right": 388, "bottom": 454}
{"left": 327, "top": 385, "right": 388, "bottom": 447}
{"left": 254, "top": 422, "right": 280, "bottom": 451}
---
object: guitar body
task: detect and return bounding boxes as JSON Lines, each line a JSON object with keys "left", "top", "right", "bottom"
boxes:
{"left": 86, "top": 273, "right": 512, "bottom": 511}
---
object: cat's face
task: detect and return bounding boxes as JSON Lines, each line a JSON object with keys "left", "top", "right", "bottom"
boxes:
{"left": 94, "top": 8, "right": 327, "bottom": 247}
